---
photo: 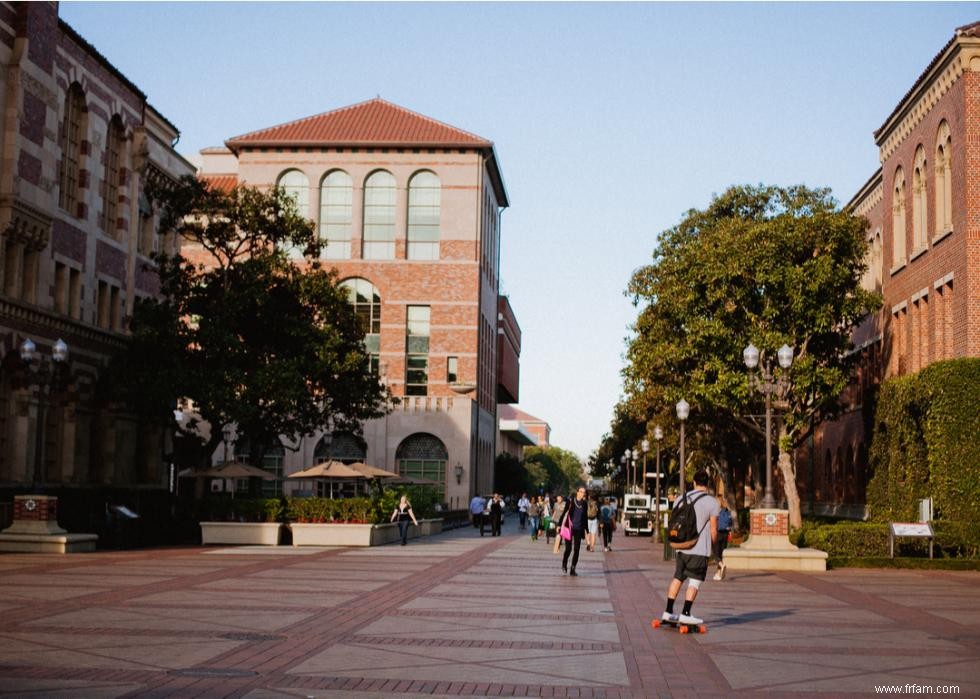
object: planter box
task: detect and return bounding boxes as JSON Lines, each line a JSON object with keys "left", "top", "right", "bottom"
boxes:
{"left": 290, "top": 518, "right": 443, "bottom": 547}
{"left": 200, "top": 522, "right": 283, "bottom": 546}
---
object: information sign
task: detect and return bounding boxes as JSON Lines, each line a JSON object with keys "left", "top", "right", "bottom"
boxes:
{"left": 889, "top": 522, "right": 934, "bottom": 559}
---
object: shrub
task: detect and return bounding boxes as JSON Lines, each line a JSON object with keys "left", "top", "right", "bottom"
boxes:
{"left": 200, "top": 498, "right": 283, "bottom": 523}
{"left": 801, "top": 522, "right": 891, "bottom": 557}
{"left": 867, "top": 359, "right": 980, "bottom": 524}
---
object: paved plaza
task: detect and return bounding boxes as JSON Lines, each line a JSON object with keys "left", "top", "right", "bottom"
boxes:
{"left": 0, "top": 523, "right": 978, "bottom": 698}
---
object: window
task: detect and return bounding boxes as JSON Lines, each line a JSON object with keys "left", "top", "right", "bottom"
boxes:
{"left": 363, "top": 170, "right": 395, "bottom": 259}
{"left": 59, "top": 84, "right": 85, "bottom": 215}
{"left": 54, "top": 263, "right": 68, "bottom": 314}
{"left": 277, "top": 169, "right": 309, "bottom": 260}
{"left": 912, "top": 146, "right": 927, "bottom": 252}
{"left": 2, "top": 240, "right": 19, "bottom": 297}
{"left": 407, "top": 171, "right": 440, "bottom": 260}
{"left": 447, "top": 356, "right": 458, "bottom": 384}
{"left": 137, "top": 192, "right": 155, "bottom": 256}
{"left": 396, "top": 433, "right": 448, "bottom": 498}
{"left": 68, "top": 268, "right": 81, "bottom": 319}
{"left": 891, "top": 167, "right": 906, "bottom": 267}
{"left": 314, "top": 431, "right": 366, "bottom": 463}
{"left": 97, "top": 281, "right": 110, "bottom": 328}
{"left": 20, "top": 249, "right": 38, "bottom": 304}
{"left": 102, "top": 116, "right": 124, "bottom": 237}
{"left": 406, "top": 306, "right": 430, "bottom": 396}
{"left": 320, "top": 170, "right": 352, "bottom": 259}
{"left": 935, "top": 121, "right": 952, "bottom": 235}
{"left": 235, "top": 438, "right": 285, "bottom": 498}
{"left": 340, "top": 278, "right": 381, "bottom": 374}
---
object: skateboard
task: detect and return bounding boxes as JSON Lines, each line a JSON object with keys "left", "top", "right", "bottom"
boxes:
{"left": 651, "top": 618, "right": 707, "bottom": 634}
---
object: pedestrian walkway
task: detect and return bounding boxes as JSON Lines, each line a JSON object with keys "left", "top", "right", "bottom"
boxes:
{"left": 0, "top": 522, "right": 978, "bottom": 697}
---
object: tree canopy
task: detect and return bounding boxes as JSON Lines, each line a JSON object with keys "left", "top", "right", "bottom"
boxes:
{"left": 111, "top": 176, "right": 388, "bottom": 468}
{"left": 623, "top": 184, "right": 881, "bottom": 525}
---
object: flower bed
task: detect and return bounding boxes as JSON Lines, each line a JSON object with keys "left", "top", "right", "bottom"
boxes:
{"left": 290, "top": 519, "right": 442, "bottom": 547}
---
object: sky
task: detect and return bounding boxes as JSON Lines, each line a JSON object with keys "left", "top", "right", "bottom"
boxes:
{"left": 60, "top": 1, "right": 978, "bottom": 461}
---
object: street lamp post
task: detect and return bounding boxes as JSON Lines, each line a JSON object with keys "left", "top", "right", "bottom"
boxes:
{"left": 641, "top": 438, "right": 650, "bottom": 495}
{"left": 743, "top": 343, "right": 793, "bottom": 509}
{"left": 676, "top": 399, "right": 690, "bottom": 498}
{"left": 19, "top": 338, "right": 69, "bottom": 489}
{"left": 653, "top": 425, "right": 663, "bottom": 543}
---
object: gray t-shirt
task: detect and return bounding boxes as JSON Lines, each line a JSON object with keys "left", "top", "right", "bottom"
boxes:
{"left": 677, "top": 490, "right": 721, "bottom": 558}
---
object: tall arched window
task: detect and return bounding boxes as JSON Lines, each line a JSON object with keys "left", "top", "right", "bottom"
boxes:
{"left": 320, "top": 170, "right": 352, "bottom": 259}
{"left": 102, "top": 115, "right": 125, "bottom": 238}
{"left": 340, "top": 277, "right": 381, "bottom": 374}
{"left": 891, "top": 167, "right": 906, "bottom": 267}
{"left": 935, "top": 121, "right": 952, "bottom": 235}
{"left": 363, "top": 170, "right": 395, "bottom": 259}
{"left": 873, "top": 230, "right": 882, "bottom": 292}
{"left": 234, "top": 437, "right": 285, "bottom": 497}
{"left": 59, "top": 83, "right": 86, "bottom": 215}
{"left": 314, "top": 431, "right": 366, "bottom": 464}
{"left": 911, "top": 146, "right": 927, "bottom": 251}
{"left": 407, "top": 171, "right": 440, "bottom": 260}
{"left": 277, "top": 169, "right": 309, "bottom": 217}
{"left": 396, "top": 433, "right": 447, "bottom": 497}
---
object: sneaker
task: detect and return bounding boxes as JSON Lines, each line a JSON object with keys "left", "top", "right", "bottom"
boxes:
{"left": 660, "top": 611, "right": 679, "bottom": 623}
{"left": 679, "top": 613, "right": 703, "bottom": 625}
{"left": 604, "top": 546, "right": 610, "bottom": 552}
{"left": 569, "top": 568, "right": 578, "bottom": 576}
{"left": 719, "top": 563, "right": 727, "bottom": 580}
{"left": 713, "top": 572, "right": 722, "bottom": 581}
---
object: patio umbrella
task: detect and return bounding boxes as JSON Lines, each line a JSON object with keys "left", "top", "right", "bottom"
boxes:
{"left": 195, "top": 460, "right": 276, "bottom": 499}
{"left": 287, "top": 460, "right": 367, "bottom": 498}
{"left": 386, "top": 474, "right": 441, "bottom": 486}
{"left": 347, "top": 462, "right": 397, "bottom": 479}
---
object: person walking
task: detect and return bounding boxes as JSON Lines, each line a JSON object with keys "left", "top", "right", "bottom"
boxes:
{"left": 713, "top": 494, "right": 733, "bottom": 581}
{"left": 538, "top": 496, "right": 551, "bottom": 541}
{"left": 549, "top": 495, "right": 566, "bottom": 548}
{"left": 518, "top": 492, "right": 530, "bottom": 531}
{"left": 659, "top": 469, "right": 720, "bottom": 626}
{"left": 527, "top": 497, "right": 541, "bottom": 541}
{"left": 469, "top": 494, "right": 485, "bottom": 529}
{"left": 585, "top": 492, "right": 599, "bottom": 552}
{"left": 488, "top": 493, "right": 504, "bottom": 536}
{"left": 600, "top": 497, "right": 615, "bottom": 552}
{"left": 557, "top": 487, "right": 588, "bottom": 575}
{"left": 390, "top": 495, "right": 419, "bottom": 546}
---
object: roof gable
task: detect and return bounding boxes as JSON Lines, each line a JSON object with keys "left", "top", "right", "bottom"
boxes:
{"left": 226, "top": 98, "right": 492, "bottom": 150}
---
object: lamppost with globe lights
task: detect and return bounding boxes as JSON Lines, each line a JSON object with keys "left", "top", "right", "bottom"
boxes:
{"left": 676, "top": 399, "right": 690, "bottom": 498}
{"left": 18, "top": 338, "right": 69, "bottom": 489}
{"left": 652, "top": 425, "right": 664, "bottom": 543}
{"left": 743, "top": 342, "right": 793, "bottom": 509}
{"left": 640, "top": 438, "right": 650, "bottom": 495}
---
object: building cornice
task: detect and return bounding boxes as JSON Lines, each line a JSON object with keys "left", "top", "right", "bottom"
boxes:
{"left": 876, "top": 30, "right": 980, "bottom": 163}
{"left": 846, "top": 168, "right": 883, "bottom": 218}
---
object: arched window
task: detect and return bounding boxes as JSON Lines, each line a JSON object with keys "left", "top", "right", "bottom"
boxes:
{"left": 363, "top": 170, "right": 395, "bottom": 259}
{"left": 234, "top": 437, "right": 285, "bottom": 497}
{"left": 912, "top": 146, "right": 927, "bottom": 251}
{"left": 407, "top": 171, "right": 440, "bottom": 260}
{"left": 935, "top": 121, "right": 952, "bottom": 235}
{"left": 314, "top": 431, "right": 366, "bottom": 464}
{"left": 339, "top": 278, "right": 381, "bottom": 374}
{"left": 277, "top": 169, "right": 309, "bottom": 217}
{"left": 320, "top": 170, "right": 352, "bottom": 259}
{"left": 396, "top": 433, "right": 447, "bottom": 496}
{"left": 103, "top": 115, "right": 125, "bottom": 238}
{"left": 59, "top": 83, "right": 86, "bottom": 215}
{"left": 891, "top": 167, "right": 906, "bottom": 267}
{"left": 873, "top": 230, "right": 882, "bottom": 292}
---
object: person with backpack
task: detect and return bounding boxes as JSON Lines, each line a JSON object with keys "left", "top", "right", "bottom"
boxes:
{"left": 585, "top": 492, "right": 599, "bottom": 552}
{"left": 557, "top": 487, "right": 588, "bottom": 575}
{"left": 599, "top": 497, "right": 615, "bottom": 552}
{"left": 661, "top": 469, "right": 720, "bottom": 626}
{"left": 527, "top": 497, "right": 541, "bottom": 542}
{"left": 713, "top": 495, "right": 733, "bottom": 581}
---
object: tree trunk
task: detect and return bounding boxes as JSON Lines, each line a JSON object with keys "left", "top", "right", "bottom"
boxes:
{"left": 777, "top": 425, "right": 803, "bottom": 529}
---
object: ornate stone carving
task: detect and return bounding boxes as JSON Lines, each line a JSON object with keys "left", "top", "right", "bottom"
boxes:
{"left": 0, "top": 196, "right": 53, "bottom": 251}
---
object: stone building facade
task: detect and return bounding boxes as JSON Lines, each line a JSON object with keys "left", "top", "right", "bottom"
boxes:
{"left": 196, "top": 98, "right": 516, "bottom": 509}
{"left": 798, "top": 21, "right": 980, "bottom": 517}
{"left": 0, "top": 2, "right": 194, "bottom": 524}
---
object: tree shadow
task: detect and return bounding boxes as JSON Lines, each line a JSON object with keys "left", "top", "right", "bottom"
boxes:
{"left": 712, "top": 608, "right": 797, "bottom": 626}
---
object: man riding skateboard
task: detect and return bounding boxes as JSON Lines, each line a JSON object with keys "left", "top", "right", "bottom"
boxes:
{"left": 660, "top": 469, "right": 720, "bottom": 627}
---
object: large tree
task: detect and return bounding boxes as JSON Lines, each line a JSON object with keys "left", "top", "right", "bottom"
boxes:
{"left": 624, "top": 185, "right": 881, "bottom": 527}
{"left": 111, "top": 176, "right": 388, "bottom": 471}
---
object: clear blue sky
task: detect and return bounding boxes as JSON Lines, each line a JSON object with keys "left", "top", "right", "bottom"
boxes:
{"left": 61, "top": 2, "right": 977, "bottom": 461}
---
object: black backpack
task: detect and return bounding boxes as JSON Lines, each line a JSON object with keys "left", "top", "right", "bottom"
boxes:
{"left": 667, "top": 492, "right": 707, "bottom": 550}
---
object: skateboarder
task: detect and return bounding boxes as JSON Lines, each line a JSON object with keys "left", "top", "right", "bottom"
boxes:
{"left": 659, "top": 469, "right": 720, "bottom": 627}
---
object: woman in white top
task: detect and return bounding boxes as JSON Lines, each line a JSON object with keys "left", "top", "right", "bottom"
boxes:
{"left": 390, "top": 495, "right": 419, "bottom": 546}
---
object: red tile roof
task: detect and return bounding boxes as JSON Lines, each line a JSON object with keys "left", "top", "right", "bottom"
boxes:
{"left": 199, "top": 173, "right": 237, "bottom": 194}
{"left": 226, "top": 98, "right": 492, "bottom": 150}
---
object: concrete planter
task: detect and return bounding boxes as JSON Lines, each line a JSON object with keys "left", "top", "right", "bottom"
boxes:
{"left": 200, "top": 522, "right": 283, "bottom": 546}
{"left": 290, "top": 518, "right": 443, "bottom": 547}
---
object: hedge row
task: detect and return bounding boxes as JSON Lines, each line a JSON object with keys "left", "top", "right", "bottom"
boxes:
{"left": 792, "top": 521, "right": 980, "bottom": 558}
{"left": 866, "top": 358, "right": 980, "bottom": 523}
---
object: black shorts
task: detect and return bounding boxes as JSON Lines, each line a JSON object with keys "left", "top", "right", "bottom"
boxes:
{"left": 674, "top": 553, "right": 709, "bottom": 582}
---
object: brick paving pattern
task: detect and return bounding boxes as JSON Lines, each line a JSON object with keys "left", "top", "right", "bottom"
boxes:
{"left": 1, "top": 524, "right": 979, "bottom": 697}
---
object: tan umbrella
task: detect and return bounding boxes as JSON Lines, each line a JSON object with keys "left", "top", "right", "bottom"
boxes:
{"left": 197, "top": 460, "right": 276, "bottom": 480}
{"left": 287, "top": 460, "right": 367, "bottom": 498}
{"left": 347, "top": 462, "right": 397, "bottom": 479}
{"left": 386, "top": 474, "right": 441, "bottom": 486}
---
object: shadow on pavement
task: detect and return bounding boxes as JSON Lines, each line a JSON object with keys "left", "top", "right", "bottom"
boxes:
{"left": 712, "top": 608, "right": 797, "bottom": 626}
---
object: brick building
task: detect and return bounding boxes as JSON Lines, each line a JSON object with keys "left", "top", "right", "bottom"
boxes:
{"left": 497, "top": 404, "right": 550, "bottom": 460}
{"left": 196, "top": 98, "right": 517, "bottom": 508}
{"left": 0, "top": 1, "right": 193, "bottom": 523}
{"left": 799, "top": 21, "right": 980, "bottom": 517}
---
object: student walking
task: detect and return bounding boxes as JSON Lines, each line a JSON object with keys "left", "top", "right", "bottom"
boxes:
{"left": 390, "top": 495, "right": 419, "bottom": 546}
{"left": 549, "top": 495, "right": 566, "bottom": 548}
{"left": 660, "top": 470, "right": 720, "bottom": 625}
{"left": 527, "top": 498, "right": 541, "bottom": 541}
{"left": 713, "top": 495, "right": 733, "bottom": 581}
{"left": 600, "top": 497, "right": 615, "bottom": 552}
{"left": 557, "top": 487, "right": 588, "bottom": 575}
{"left": 585, "top": 492, "right": 599, "bottom": 552}
{"left": 518, "top": 493, "right": 530, "bottom": 531}
{"left": 488, "top": 493, "right": 504, "bottom": 536}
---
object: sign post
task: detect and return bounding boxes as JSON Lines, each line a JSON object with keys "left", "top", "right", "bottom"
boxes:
{"left": 889, "top": 523, "right": 934, "bottom": 559}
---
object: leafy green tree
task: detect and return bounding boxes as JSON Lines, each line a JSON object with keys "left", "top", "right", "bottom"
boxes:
{"left": 493, "top": 452, "right": 525, "bottom": 495}
{"left": 111, "top": 176, "right": 388, "bottom": 474}
{"left": 524, "top": 445, "right": 585, "bottom": 496}
{"left": 625, "top": 185, "right": 881, "bottom": 527}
